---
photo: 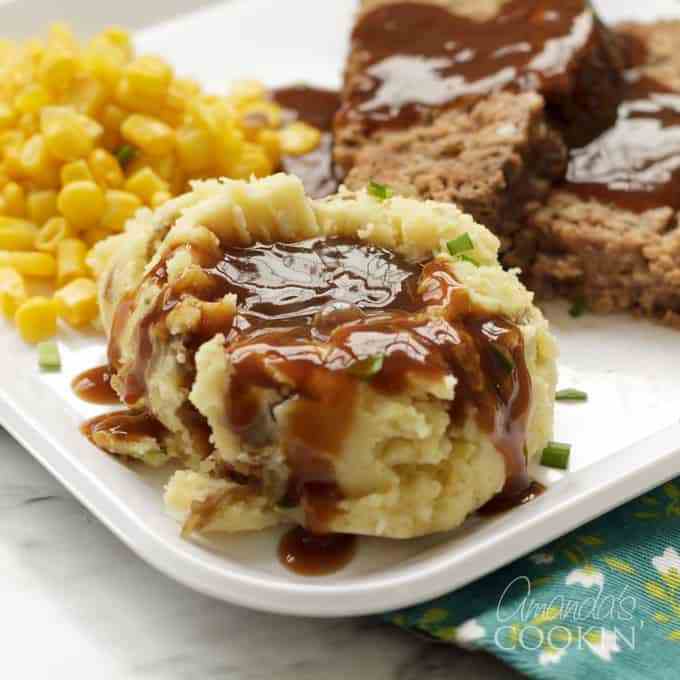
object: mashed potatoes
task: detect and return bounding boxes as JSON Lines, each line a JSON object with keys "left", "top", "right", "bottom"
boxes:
{"left": 92, "top": 174, "right": 557, "bottom": 539}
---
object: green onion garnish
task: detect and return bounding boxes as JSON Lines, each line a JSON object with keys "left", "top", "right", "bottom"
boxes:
{"left": 447, "top": 232, "right": 474, "bottom": 256}
{"left": 367, "top": 180, "right": 394, "bottom": 201}
{"left": 115, "top": 144, "right": 137, "bottom": 168}
{"left": 556, "top": 388, "right": 588, "bottom": 402}
{"left": 541, "top": 441, "right": 572, "bottom": 470}
{"left": 569, "top": 298, "right": 587, "bottom": 318}
{"left": 348, "top": 354, "right": 384, "bottom": 379}
{"left": 459, "top": 253, "right": 479, "bottom": 266}
{"left": 38, "top": 341, "right": 61, "bottom": 371}
{"left": 491, "top": 345, "right": 515, "bottom": 373}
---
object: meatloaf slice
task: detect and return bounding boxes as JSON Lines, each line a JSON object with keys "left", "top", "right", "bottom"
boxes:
{"left": 336, "top": 0, "right": 625, "bottom": 258}
{"left": 525, "top": 22, "right": 680, "bottom": 328}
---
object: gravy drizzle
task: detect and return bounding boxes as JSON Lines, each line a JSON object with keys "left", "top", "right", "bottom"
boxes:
{"left": 338, "top": 0, "right": 595, "bottom": 135}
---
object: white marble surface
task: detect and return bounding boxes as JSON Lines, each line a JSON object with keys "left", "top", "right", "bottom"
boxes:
{"left": 0, "top": 429, "right": 519, "bottom": 680}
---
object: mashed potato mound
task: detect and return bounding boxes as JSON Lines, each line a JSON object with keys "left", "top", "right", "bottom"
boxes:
{"left": 93, "top": 174, "right": 557, "bottom": 539}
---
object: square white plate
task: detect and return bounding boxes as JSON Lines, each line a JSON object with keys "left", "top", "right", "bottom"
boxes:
{"left": 1, "top": 0, "right": 680, "bottom": 618}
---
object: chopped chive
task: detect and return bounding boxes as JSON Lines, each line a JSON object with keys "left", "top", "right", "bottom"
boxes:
{"left": 541, "top": 441, "right": 571, "bottom": 470}
{"left": 556, "top": 388, "right": 588, "bottom": 402}
{"left": 491, "top": 345, "right": 515, "bottom": 373}
{"left": 367, "top": 180, "right": 394, "bottom": 201}
{"left": 569, "top": 298, "right": 587, "bottom": 318}
{"left": 447, "top": 232, "right": 474, "bottom": 256}
{"left": 348, "top": 354, "right": 384, "bottom": 379}
{"left": 115, "top": 144, "right": 137, "bottom": 168}
{"left": 459, "top": 253, "right": 479, "bottom": 267}
{"left": 38, "top": 341, "right": 61, "bottom": 371}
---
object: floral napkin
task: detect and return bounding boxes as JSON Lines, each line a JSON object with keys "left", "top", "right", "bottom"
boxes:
{"left": 388, "top": 478, "right": 680, "bottom": 679}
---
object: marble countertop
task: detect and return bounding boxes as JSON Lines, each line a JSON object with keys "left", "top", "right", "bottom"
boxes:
{"left": 0, "top": 429, "right": 520, "bottom": 679}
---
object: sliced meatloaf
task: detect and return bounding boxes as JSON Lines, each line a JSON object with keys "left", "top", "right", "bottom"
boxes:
{"left": 336, "top": 0, "right": 625, "bottom": 245}
{"left": 525, "top": 22, "right": 680, "bottom": 327}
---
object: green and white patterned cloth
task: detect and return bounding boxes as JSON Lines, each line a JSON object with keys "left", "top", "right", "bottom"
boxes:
{"left": 388, "top": 479, "right": 680, "bottom": 679}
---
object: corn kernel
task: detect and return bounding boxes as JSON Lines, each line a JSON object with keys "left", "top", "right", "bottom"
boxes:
{"left": 20, "top": 134, "right": 57, "bottom": 184}
{"left": 0, "top": 266, "right": 27, "bottom": 317}
{"left": 15, "top": 84, "right": 50, "bottom": 115}
{"left": 103, "top": 26, "right": 133, "bottom": 58}
{"left": 238, "top": 101, "right": 282, "bottom": 130}
{"left": 126, "top": 55, "right": 172, "bottom": 98}
{"left": 35, "top": 216, "right": 72, "bottom": 252}
{"left": 256, "top": 129, "right": 282, "bottom": 165}
{"left": 57, "top": 180, "right": 105, "bottom": 231}
{"left": 88, "top": 149, "right": 124, "bottom": 188}
{"left": 3, "top": 182, "right": 26, "bottom": 217}
{"left": 83, "top": 36, "right": 126, "bottom": 86}
{"left": 101, "top": 189, "right": 141, "bottom": 232}
{"left": 82, "top": 227, "right": 110, "bottom": 248}
{"left": 121, "top": 114, "right": 174, "bottom": 157}
{"left": 278, "top": 122, "right": 321, "bottom": 156}
{"left": 115, "top": 77, "right": 163, "bottom": 115}
{"left": 60, "top": 160, "right": 93, "bottom": 185}
{"left": 175, "top": 126, "right": 213, "bottom": 173}
{"left": 151, "top": 190, "right": 172, "bottom": 208}
{"left": 0, "top": 251, "right": 56, "bottom": 277}
{"left": 124, "top": 167, "right": 168, "bottom": 204}
{"left": 0, "top": 103, "right": 17, "bottom": 130}
{"left": 228, "top": 80, "right": 267, "bottom": 107}
{"left": 0, "top": 130, "right": 24, "bottom": 155}
{"left": 65, "top": 76, "right": 107, "bottom": 117}
{"left": 40, "top": 48, "right": 78, "bottom": 91}
{"left": 0, "top": 217, "right": 37, "bottom": 250}
{"left": 54, "top": 277, "right": 98, "bottom": 326}
{"left": 222, "top": 143, "right": 273, "bottom": 179}
{"left": 56, "top": 237, "right": 88, "bottom": 285}
{"left": 18, "top": 112, "right": 38, "bottom": 137}
{"left": 41, "top": 106, "right": 102, "bottom": 161}
{"left": 26, "top": 190, "right": 58, "bottom": 225}
{"left": 15, "top": 296, "right": 58, "bottom": 343}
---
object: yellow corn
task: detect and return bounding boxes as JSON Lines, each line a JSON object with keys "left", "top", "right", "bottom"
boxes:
{"left": 3, "top": 182, "right": 26, "bottom": 217}
{"left": 65, "top": 76, "right": 107, "bottom": 117}
{"left": 223, "top": 143, "right": 273, "bottom": 179}
{"left": 124, "top": 167, "right": 168, "bottom": 204}
{"left": 0, "top": 103, "right": 17, "bottom": 130}
{"left": 54, "top": 277, "right": 98, "bottom": 326}
{"left": 56, "top": 237, "right": 88, "bottom": 285}
{"left": 126, "top": 55, "right": 172, "bottom": 98}
{"left": 35, "top": 216, "right": 72, "bottom": 252}
{"left": 15, "top": 295, "right": 58, "bottom": 343}
{"left": 278, "top": 122, "right": 322, "bottom": 156}
{"left": 238, "top": 101, "right": 282, "bottom": 130}
{"left": 60, "top": 159, "right": 93, "bottom": 185}
{"left": 88, "top": 149, "right": 123, "bottom": 188}
{"left": 26, "top": 190, "right": 58, "bottom": 225}
{"left": 175, "top": 126, "right": 213, "bottom": 173}
{"left": 121, "top": 114, "right": 174, "bottom": 156}
{"left": 15, "top": 84, "right": 50, "bottom": 115}
{"left": 0, "top": 251, "right": 56, "bottom": 277}
{"left": 101, "top": 189, "right": 141, "bottom": 232}
{"left": 0, "top": 266, "right": 27, "bottom": 318}
{"left": 256, "top": 129, "right": 282, "bottom": 166}
{"left": 0, "top": 217, "right": 37, "bottom": 250}
{"left": 20, "top": 134, "right": 59, "bottom": 186}
{"left": 57, "top": 180, "right": 105, "bottom": 230}
{"left": 41, "top": 106, "right": 102, "bottom": 161}
{"left": 40, "top": 47, "right": 78, "bottom": 91}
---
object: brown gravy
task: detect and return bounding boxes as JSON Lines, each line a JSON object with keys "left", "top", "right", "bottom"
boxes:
{"left": 479, "top": 480, "right": 546, "bottom": 517}
{"left": 273, "top": 86, "right": 342, "bottom": 198}
{"left": 72, "top": 365, "right": 119, "bottom": 405}
{"left": 562, "top": 70, "right": 680, "bottom": 212}
{"left": 81, "top": 409, "right": 167, "bottom": 451}
{"left": 278, "top": 526, "right": 357, "bottom": 576}
{"left": 338, "top": 0, "right": 594, "bottom": 134}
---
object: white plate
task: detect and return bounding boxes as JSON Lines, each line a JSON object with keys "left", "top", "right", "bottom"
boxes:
{"left": 1, "top": 0, "right": 680, "bottom": 618}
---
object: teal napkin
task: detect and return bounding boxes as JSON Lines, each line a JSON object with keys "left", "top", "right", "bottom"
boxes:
{"left": 388, "top": 478, "right": 680, "bottom": 679}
